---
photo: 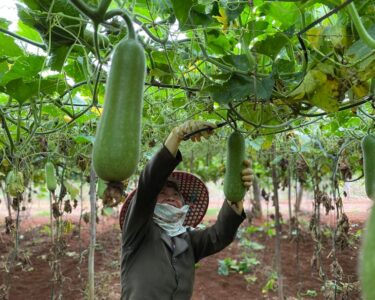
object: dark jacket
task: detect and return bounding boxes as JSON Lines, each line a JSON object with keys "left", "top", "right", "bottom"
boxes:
{"left": 121, "top": 146, "right": 245, "bottom": 300}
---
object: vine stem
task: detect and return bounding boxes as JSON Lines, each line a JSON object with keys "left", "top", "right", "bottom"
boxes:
{"left": 88, "top": 164, "right": 97, "bottom": 300}
{"left": 104, "top": 9, "right": 136, "bottom": 40}
{"left": 0, "top": 28, "right": 47, "bottom": 50}
{"left": 69, "top": 0, "right": 100, "bottom": 24}
{"left": 347, "top": 2, "right": 375, "bottom": 49}
{"left": 0, "top": 109, "right": 15, "bottom": 156}
{"left": 271, "top": 143, "right": 284, "bottom": 300}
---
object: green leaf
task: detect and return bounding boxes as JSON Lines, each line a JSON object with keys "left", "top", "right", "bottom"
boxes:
{"left": 256, "top": 76, "right": 275, "bottom": 101}
{"left": 203, "top": 75, "right": 253, "bottom": 105}
{"left": 225, "top": 3, "right": 245, "bottom": 22}
{"left": 0, "top": 18, "right": 11, "bottom": 29}
{"left": 243, "top": 20, "right": 269, "bottom": 45}
{"left": 267, "top": 2, "right": 299, "bottom": 29}
{"left": 0, "top": 55, "right": 45, "bottom": 85}
{"left": 172, "top": 97, "right": 186, "bottom": 108}
{"left": 206, "top": 29, "right": 233, "bottom": 55}
{"left": 0, "top": 93, "right": 8, "bottom": 105}
{"left": 64, "top": 180, "right": 79, "bottom": 199}
{"left": 254, "top": 33, "right": 289, "bottom": 59}
{"left": 42, "top": 104, "right": 64, "bottom": 117}
{"left": 73, "top": 135, "right": 95, "bottom": 144}
{"left": 189, "top": 8, "right": 212, "bottom": 27}
{"left": 64, "top": 56, "right": 86, "bottom": 83}
{"left": 40, "top": 76, "right": 68, "bottom": 96}
{"left": 171, "top": 0, "right": 194, "bottom": 30}
{"left": 221, "top": 54, "right": 253, "bottom": 72}
{"left": 346, "top": 25, "right": 375, "bottom": 61}
{"left": 0, "top": 61, "right": 9, "bottom": 85}
{"left": 203, "top": 74, "right": 274, "bottom": 105}
{"left": 5, "top": 76, "right": 67, "bottom": 103}
{"left": 5, "top": 79, "right": 37, "bottom": 104}
{"left": 48, "top": 46, "right": 70, "bottom": 71}
{"left": 16, "top": 20, "right": 43, "bottom": 43}
{"left": 0, "top": 33, "right": 24, "bottom": 58}
{"left": 102, "top": 207, "right": 114, "bottom": 216}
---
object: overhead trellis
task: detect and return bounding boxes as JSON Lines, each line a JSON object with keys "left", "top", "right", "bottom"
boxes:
{"left": 0, "top": 0, "right": 373, "bottom": 142}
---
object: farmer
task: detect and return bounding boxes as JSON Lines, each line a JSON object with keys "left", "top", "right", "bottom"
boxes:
{"left": 119, "top": 120, "right": 252, "bottom": 300}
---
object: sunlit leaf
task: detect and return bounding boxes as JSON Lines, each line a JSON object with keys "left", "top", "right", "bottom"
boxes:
{"left": 0, "top": 55, "right": 45, "bottom": 85}
{"left": 0, "top": 32, "right": 24, "bottom": 58}
{"left": 16, "top": 20, "right": 43, "bottom": 43}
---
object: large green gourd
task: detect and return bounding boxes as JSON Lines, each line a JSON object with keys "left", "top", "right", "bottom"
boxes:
{"left": 359, "top": 205, "right": 375, "bottom": 300}
{"left": 224, "top": 131, "right": 246, "bottom": 202}
{"left": 362, "top": 134, "right": 375, "bottom": 201}
{"left": 92, "top": 37, "right": 146, "bottom": 182}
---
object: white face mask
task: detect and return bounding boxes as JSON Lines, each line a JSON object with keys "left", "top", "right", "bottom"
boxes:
{"left": 153, "top": 203, "right": 189, "bottom": 237}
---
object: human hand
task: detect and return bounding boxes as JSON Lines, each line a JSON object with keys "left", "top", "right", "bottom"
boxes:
{"left": 173, "top": 120, "right": 217, "bottom": 142}
{"left": 241, "top": 159, "right": 253, "bottom": 189}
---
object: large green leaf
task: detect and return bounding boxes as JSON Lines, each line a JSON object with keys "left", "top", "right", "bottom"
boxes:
{"left": 254, "top": 33, "right": 289, "bottom": 60}
{"left": 16, "top": 20, "right": 43, "bottom": 43}
{"left": 243, "top": 20, "right": 269, "bottom": 46}
{"left": 171, "top": 0, "right": 194, "bottom": 30}
{"left": 206, "top": 29, "right": 233, "bottom": 55}
{"left": 0, "top": 55, "right": 45, "bottom": 86}
{"left": 48, "top": 46, "right": 71, "bottom": 71}
{"left": 221, "top": 54, "right": 254, "bottom": 72}
{"left": 5, "top": 79, "right": 37, "bottom": 104}
{"left": 64, "top": 56, "right": 87, "bottom": 83}
{"left": 225, "top": 2, "right": 245, "bottom": 22}
{"left": 171, "top": 0, "right": 212, "bottom": 30}
{"left": 0, "top": 33, "right": 24, "bottom": 58}
{"left": 5, "top": 76, "right": 67, "bottom": 103}
{"left": 202, "top": 74, "right": 274, "bottom": 105}
{"left": 266, "top": 2, "right": 299, "bottom": 29}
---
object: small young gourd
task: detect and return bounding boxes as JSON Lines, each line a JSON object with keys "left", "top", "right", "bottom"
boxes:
{"left": 45, "top": 161, "right": 57, "bottom": 192}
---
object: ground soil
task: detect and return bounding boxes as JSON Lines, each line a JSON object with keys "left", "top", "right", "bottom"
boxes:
{"left": 0, "top": 180, "right": 370, "bottom": 300}
{"left": 0, "top": 209, "right": 365, "bottom": 300}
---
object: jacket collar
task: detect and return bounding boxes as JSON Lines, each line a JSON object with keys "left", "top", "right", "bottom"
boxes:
{"left": 160, "top": 232, "right": 188, "bottom": 257}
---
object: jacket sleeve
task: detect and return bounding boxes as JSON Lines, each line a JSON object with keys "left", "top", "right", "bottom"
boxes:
{"left": 189, "top": 200, "right": 245, "bottom": 262}
{"left": 122, "top": 145, "right": 182, "bottom": 249}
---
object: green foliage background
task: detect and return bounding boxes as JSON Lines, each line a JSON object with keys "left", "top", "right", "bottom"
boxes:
{"left": 0, "top": 0, "right": 374, "bottom": 186}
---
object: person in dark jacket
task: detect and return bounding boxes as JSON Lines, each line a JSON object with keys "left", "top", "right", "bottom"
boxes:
{"left": 119, "top": 120, "right": 252, "bottom": 300}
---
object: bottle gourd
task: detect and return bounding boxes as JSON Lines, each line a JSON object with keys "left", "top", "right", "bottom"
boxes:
{"left": 45, "top": 161, "right": 57, "bottom": 192}
{"left": 92, "top": 34, "right": 146, "bottom": 182}
{"left": 359, "top": 133, "right": 375, "bottom": 299}
{"left": 224, "top": 131, "right": 246, "bottom": 202}
{"left": 362, "top": 134, "right": 375, "bottom": 201}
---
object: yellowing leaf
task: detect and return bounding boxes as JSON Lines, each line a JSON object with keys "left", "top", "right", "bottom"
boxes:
{"left": 91, "top": 107, "right": 103, "bottom": 116}
{"left": 289, "top": 70, "right": 327, "bottom": 99}
{"left": 352, "top": 83, "right": 369, "bottom": 98}
{"left": 213, "top": 7, "right": 228, "bottom": 33}
{"left": 307, "top": 27, "right": 323, "bottom": 48}
{"left": 308, "top": 78, "right": 340, "bottom": 112}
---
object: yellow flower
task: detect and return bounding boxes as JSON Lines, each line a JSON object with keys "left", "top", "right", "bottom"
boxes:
{"left": 213, "top": 7, "right": 228, "bottom": 33}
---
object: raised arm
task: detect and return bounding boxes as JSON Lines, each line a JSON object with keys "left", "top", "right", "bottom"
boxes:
{"left": 122, "top": 120, "right": 216, "bottom": 247}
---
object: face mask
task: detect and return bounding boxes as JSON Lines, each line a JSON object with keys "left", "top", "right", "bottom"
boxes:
{"left": 153, "top": 203, "right": 189, "bottom": 237}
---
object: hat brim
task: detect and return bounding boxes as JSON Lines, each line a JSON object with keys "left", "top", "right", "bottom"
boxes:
{"left": 119, "top": 171, "right": 209, "bottom": 230}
